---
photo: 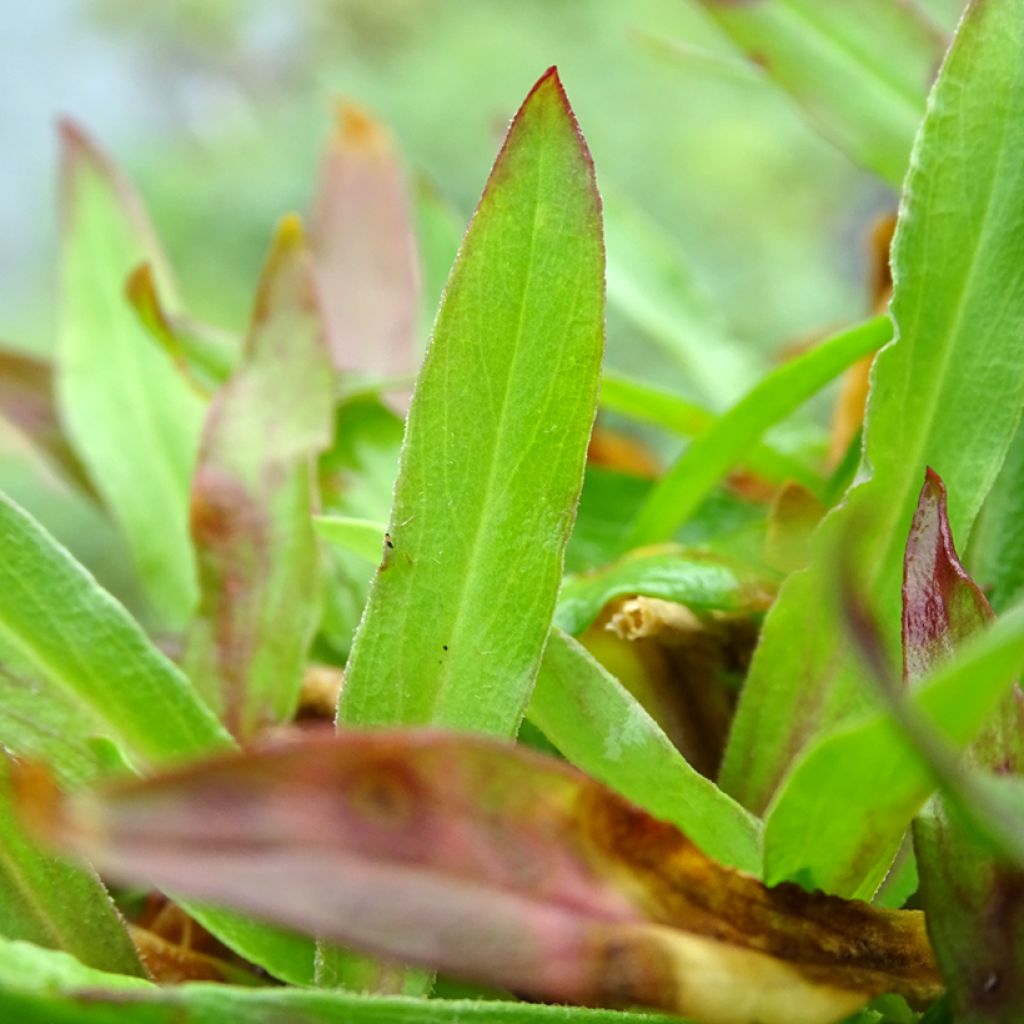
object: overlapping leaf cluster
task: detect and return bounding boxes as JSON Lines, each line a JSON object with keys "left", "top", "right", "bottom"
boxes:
{"left": 0, "top": 2, "right": 1023, "bottom": 1023}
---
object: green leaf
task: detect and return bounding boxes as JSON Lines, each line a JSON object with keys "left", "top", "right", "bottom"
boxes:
{"left": 336, "top": 68, "right": 605, "bottom": 734}
{"left": 0, "top": 937, "right": 678, "bottom": 1024}
{"left": 698, "top": 0, "right": 946, "bottom": 184}
{"left": 0, "top": 761, "right": 144, "bottom": 976}
{"left": 529, "top": 628, "right": 763, "bottom": 873}
{"left": 126, "top": 263, "right": 237, "bottom": 393}
{"left": 56, "top": 121, "right": 206, "bottom": 630}
{"left": 183, "top": 217, "right": 334, "bottom": 738}
{"left": 762, "top": 602, "right": 1024, "bottom": 896}
{"left": 313, "top": 516, "right": 387, "bottom": 564}
{"left": 599, "top": 372, "right": 825, "bottom": 495}
{"left": 623, "top": 315, "right": 890, "bottom": 550}
{"left": 179, "top": 905, "right": 315, "bottom": 986}
{"left": 555, "top": 544, "right": 775, "bottom": 636}
{"left": 971, "top": 422, "right": 1024, "bottom": 614}
{"left": 0, "top": 492, "right": 232, "bottom": 784}
{"left": 722, "top": 3, "right": 1024, "bottom": 813}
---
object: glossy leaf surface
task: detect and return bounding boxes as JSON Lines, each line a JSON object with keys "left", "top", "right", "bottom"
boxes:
{"left": 57, "top": 122, "right": 205, "bottom": 629}
{"left": 555, "top": 544, "right": 774, "bottom": 636}
{"left": 336, "top": 69, "right": 604, "bottom": 734}
{"left": 184, "top": 217, "right": 334, "bottom": 738}
{"left": 723, "top": 1, "right": 1024, "bottom": 813}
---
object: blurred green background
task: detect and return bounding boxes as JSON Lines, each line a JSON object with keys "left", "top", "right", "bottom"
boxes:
{"left": 2, "top": 0, "right": 963, "bottom": 371}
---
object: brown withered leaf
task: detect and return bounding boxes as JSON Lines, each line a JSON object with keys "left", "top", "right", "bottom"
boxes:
{"left": 903, "top": 469, "right": 1024, "bottom": 1023}
{"left": 309, "top": 102, "right": 420, "bottom": 381}
{"left": 32, "top": 730, "right": 941, "bottom": 1024}
{"left": 582, "top": 597, "right": 757, "bottom": 780}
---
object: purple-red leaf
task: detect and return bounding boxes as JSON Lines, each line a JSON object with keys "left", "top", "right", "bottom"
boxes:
{"left": 183, "top": 215, "right": 334, "bottom": 739}
{"left": 309, "top": 103, "right": 420, "bottom": 381}
{"left": 903, "top": 468, "right": 1024, "bottom": 1022}
{"left": 37, "top": 731, "right": 941, "bottom": 1024}
{"left": 902, "top": 468, "right": 994, "bottom": 683}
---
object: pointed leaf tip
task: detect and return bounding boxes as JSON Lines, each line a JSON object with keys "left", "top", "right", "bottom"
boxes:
{"left": 275, "top": 212, "right": 306, "bottom": 250}
{"left": 332, "top": 101, "right": 387, "bottom": 152}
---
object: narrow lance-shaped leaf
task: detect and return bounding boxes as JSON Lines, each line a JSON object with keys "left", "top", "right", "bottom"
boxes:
{"left": 0, "top": 758, "right": 144, "bottom": 976}
{"left": 623, "top": 314, "right": 890, "bottom": 550}
{"left": 310, "top": 102, "right": 420, "bottom": 378}
{"left": 184, "top": 216, "right": 334, "bottom": 739}
{"left": 0, "top": 937, "right": 681, "bottom": 1024}
{"left": 0, "top": 493, "right": 232, "bottom": 784}
{"left": 39, "top": 731, "right": 942, "bottom": 1024}
{"left": 903, "top": 472, "right": 1024, "bottom": 1023}
{"left": 722, "top": 0, "right": 1024, "bottom": 816}
{"left": 336, "top": 68, "right": 605, "bottom": 734}
{"left": 57, "top": 121, "right": 205, "bottom": 629}
{"left": 698, "top": 0, "right": 946, "bottom": 185}
{"left": 529, "top": 628, "right": 763, "bottom": 874}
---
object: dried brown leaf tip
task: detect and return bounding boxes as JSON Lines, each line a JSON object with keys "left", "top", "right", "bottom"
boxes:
{"left": 34, "top": 731, "right": 941, "bottom": 1024}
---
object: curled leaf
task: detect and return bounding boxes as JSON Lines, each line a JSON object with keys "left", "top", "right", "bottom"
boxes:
{"left": 36, "top": 731, "right": 941, "bottom": 1024}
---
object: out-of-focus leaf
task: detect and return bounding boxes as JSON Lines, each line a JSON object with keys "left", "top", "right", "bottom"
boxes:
{"left": 0, "top": 493, "right": 232, "bottom": 785}
{"left": 761, "top": 600, "right": 1024, "bottom": 897}
{"left": 336, "top": 69, "right": 604, "bottom": 734}
{"left": 56, "top": 121, "right": 205, "bottom": 630}
{"left": 763, "top": 483, "right": 826, "bottom": 575}
{"left": 0, "top": 416, "right": 142, "bottom": 610}
{"left": 722, "top": 3, "right": 1024, "bottom": 813}
{"left": 313, "top": 515, "right": 387, "bottom": 564}
{"left": 310, "top": 103, "right": 419, "bottom": 378}
{"left": 183, "top": 216, "right": 334, "bottom": 739}
{"left": 0, "top": 759, "right": 143, "bottom": 976}
{"left": 555, "top": 544, "right": 775, "bottom": 636}
{"left": 412, "top": 175, "right": 463, "bottom": 342}
{"left": 0, "top": 349, "right": 93, "bottom": 496}
{"left": 624, "top": 315, "right": 889, "bottom": 550}
{"left": 0, "top": 938, "right": 680, "bottom": 1024}
{"left": 529, "top": 628, "right": 762, "bottom": 874}
{"left": 599, "top": 372, "right": 825, "bottom": 495}
{"left": 603, "top": 194, "right": 758, "bottom": 407}
{"left": 697, "top": 0, "right": 946, "bottom": 185}
{"left": 971, "top": 423, "right": 1024, "bottom": 614}
{"left": 126, "top": 263, "right": 237, "bottom": 393}
{"left": 317, "top": 395, "right": 404, "bottom": 656}
{"left": 49, "top": 730, "right": 941, "bottom": 1022}
{"left": 900, "top": 472, "right": 1024, "bottom": 1022}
